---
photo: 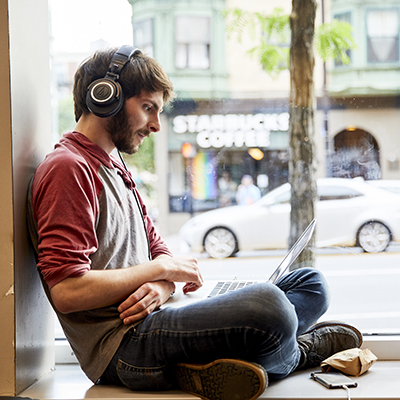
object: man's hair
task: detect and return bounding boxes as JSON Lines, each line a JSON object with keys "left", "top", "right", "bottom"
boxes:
{"left": 73, "top": 48, "right": 175, "bottom": 122}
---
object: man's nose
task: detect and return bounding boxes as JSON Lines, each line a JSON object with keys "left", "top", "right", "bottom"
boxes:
{"left": 148, "top": 115, "right": 161, "bottom": 133}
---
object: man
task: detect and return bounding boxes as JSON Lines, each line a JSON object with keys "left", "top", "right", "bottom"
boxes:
{"left": 27, "top": 46, "right": 362, "bottom": 400}
{"left": 236, "top": 174, "right": 261, "bottom": 205}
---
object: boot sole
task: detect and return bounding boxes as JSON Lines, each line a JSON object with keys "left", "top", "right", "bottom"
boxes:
{"left": 175, "top": 359, "right": 268, "bottom": 400}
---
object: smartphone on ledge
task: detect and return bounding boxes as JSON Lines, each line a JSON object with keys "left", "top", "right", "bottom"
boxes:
{"left": 310, "top": 372, "right": 358, "bottom": 389}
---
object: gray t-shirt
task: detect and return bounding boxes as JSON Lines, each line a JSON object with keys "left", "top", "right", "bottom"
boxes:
{"left": 27, "top": 132, "right": 172, "bottom": 382}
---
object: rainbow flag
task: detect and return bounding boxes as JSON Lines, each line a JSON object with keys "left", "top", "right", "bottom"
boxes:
{"left": 191, "top": 152, "right": 218, "bottom": 200}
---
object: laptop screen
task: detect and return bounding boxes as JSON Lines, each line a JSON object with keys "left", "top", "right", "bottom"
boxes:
{"left": 268, "top": 219, "right": 316, "bottom": 284}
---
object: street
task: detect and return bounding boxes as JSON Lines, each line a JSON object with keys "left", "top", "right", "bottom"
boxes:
{"left": 176, "top": 244, "right": 400, "bottom": 335}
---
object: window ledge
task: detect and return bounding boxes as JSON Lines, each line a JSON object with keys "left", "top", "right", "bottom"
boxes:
{"left": 362, "top": 335, "right": 400, "bottom": 360}
{"left": 19, "top": 361, "right": 400, "bottom": 400}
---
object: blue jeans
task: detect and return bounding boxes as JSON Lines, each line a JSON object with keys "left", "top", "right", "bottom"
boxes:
{"left": 100, "top": 268, "right": 330, "bottom": 390}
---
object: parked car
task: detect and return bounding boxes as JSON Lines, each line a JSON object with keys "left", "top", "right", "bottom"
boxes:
{"left": 179, "top": 178, "right": 400, "bottom": 258}
{"left": 368, "top": 179, "right": 400, "bottom": 195}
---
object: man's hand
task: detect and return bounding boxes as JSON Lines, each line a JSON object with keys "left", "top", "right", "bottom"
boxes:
{"left": 157, "top": 255, "right": 203, "bottom": 291}
{"left": 118, "top": 280, "right": 175, "bottom": 325}
{"left": 49, "top": 255, "right": 203, "bottom": 315}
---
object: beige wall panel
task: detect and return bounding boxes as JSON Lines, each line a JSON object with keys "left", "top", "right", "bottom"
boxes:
{"left": 0, "top": 0, "right": 55, "bottom": 395}
{"left": 0, "top": 0, "right": 16, "bottom": 394}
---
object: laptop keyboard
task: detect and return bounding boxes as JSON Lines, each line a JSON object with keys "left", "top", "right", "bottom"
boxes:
{"left": 207, "top": 281, "right": 255, "bottom": 298}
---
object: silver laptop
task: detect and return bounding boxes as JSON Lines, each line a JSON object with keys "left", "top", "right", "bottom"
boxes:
{"left": 163, "top": 219, "right": 316, "bottom": 308}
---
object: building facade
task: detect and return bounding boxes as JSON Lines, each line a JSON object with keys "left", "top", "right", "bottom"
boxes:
{"left": 127, "top": 0, "right": 400, "bottom": 235}
{"left": 328, "top": 0, "right": 400, "bottom": 181}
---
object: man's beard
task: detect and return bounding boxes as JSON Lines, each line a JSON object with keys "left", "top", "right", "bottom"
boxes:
{"left": 106, "top": 106, "right": 149, "bottom": 155}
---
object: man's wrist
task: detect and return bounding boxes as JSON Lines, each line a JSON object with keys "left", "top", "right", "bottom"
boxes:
{"left": 151, "top": 258, "right": 168, "bottom": 281}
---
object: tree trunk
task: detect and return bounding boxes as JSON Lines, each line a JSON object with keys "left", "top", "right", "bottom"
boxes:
{"left": 288, "top": 0, "right": 317, "bottom": 270}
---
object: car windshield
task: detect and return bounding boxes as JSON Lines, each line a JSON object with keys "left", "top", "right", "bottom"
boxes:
{"left": 259, "top": 182, "right": 365, "bottom": 205}
{"left": 318, "top": 185, "right": 363, "bottom": 201}
{"left": 258, "top": 184, "right": 291, "bottom": 206}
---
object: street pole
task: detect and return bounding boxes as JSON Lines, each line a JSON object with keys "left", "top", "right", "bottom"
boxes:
{"left": 321, "top": 0, "right": 332, "bottom": 177}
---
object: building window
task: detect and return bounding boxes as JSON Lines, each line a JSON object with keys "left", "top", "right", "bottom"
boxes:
{"left": 367, "top": 9, "right": 399, "bottom": 63}
{"left": 175, "top": 16, "right": 210, "bottom": 69}
{"left": 334, "top": 12, "right": 352, "bottom": 66}
{"left": 134, "top": 19, "right": 154, "bottom": 57}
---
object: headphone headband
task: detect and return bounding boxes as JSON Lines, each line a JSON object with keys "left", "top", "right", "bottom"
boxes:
{"left": 86, "top": 45, "right": 142, "bottom": 118}
{"left": 106, "top": 45, "right": 138, "bottom": 78}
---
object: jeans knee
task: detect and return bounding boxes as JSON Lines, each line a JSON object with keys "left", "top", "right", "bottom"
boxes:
{"left": 306, "top": 268, "right": 330, "bottom": 308}
{"left": 235, "top": 283, "right": 298, "bottom": 339}
{"left": 295, "top": 267, "right": 330, "bottom": 314}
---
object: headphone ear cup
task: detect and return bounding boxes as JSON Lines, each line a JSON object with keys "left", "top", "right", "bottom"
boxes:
{"left": 86, "top": 78, "right": 124, "bottom": 118}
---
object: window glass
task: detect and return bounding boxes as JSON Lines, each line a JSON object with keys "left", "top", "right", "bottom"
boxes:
{"left": 134, "top": 19, "right": 154, "bottom": 57}
{"left": 334, "top": 12, "right": 352, "bottom": 66}
{"left": 262, "top": 23, "right": 290, "bottom": 70}
{"left": 49, "top": 0, "right": 400, "bottom": 360}
{"left": 175, "top": 16, "right": 210, "bottom": 69}
{"left": 367, "top": 9, "right": 399, "bottom": 63}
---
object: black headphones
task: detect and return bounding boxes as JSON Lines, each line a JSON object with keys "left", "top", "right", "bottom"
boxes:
{"left": 86, "top": 45, "right": 142, "bottom": 118}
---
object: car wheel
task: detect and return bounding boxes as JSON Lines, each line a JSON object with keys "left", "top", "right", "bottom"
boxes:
{"left": 203, "top": 227, "right": 238, "bottom": 259}
{"left": 357, "top": 221, "right": 391, "bottom": 253}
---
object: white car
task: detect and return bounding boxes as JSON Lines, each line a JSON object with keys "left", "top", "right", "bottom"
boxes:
{"left": 368, "top": 179, "right": 400, "bottom": 195}
{"left": 179, "top": 178, "right": 400, "bottom": 258}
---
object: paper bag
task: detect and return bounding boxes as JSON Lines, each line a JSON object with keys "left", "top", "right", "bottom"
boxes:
{"left": 320, "top": 348, "right": 378, "bottom": 376}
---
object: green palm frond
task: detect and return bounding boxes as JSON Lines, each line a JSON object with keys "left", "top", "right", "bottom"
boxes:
{"left": 247, "top": 44, "right": 289, "bottom": 79}
{"left": 223, "top": 8, "right": 258, "bottom": 42}
{"left": 315, "top": 20, "right": 357, "bottom": 64}
{"left": 258, "top": 8, "right": 290, "bottom": 43}
{"left": 223, "top": 7, "right": 357, "bottom": 77}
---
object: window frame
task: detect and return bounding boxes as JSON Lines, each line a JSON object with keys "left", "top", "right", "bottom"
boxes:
{"left": 51, "top": 0, "right": 400, "bottom": 366}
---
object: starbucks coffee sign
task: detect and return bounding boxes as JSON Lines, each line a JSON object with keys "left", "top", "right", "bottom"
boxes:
{"left": 173, "top": 112, "right": 289, "bottom": 149}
